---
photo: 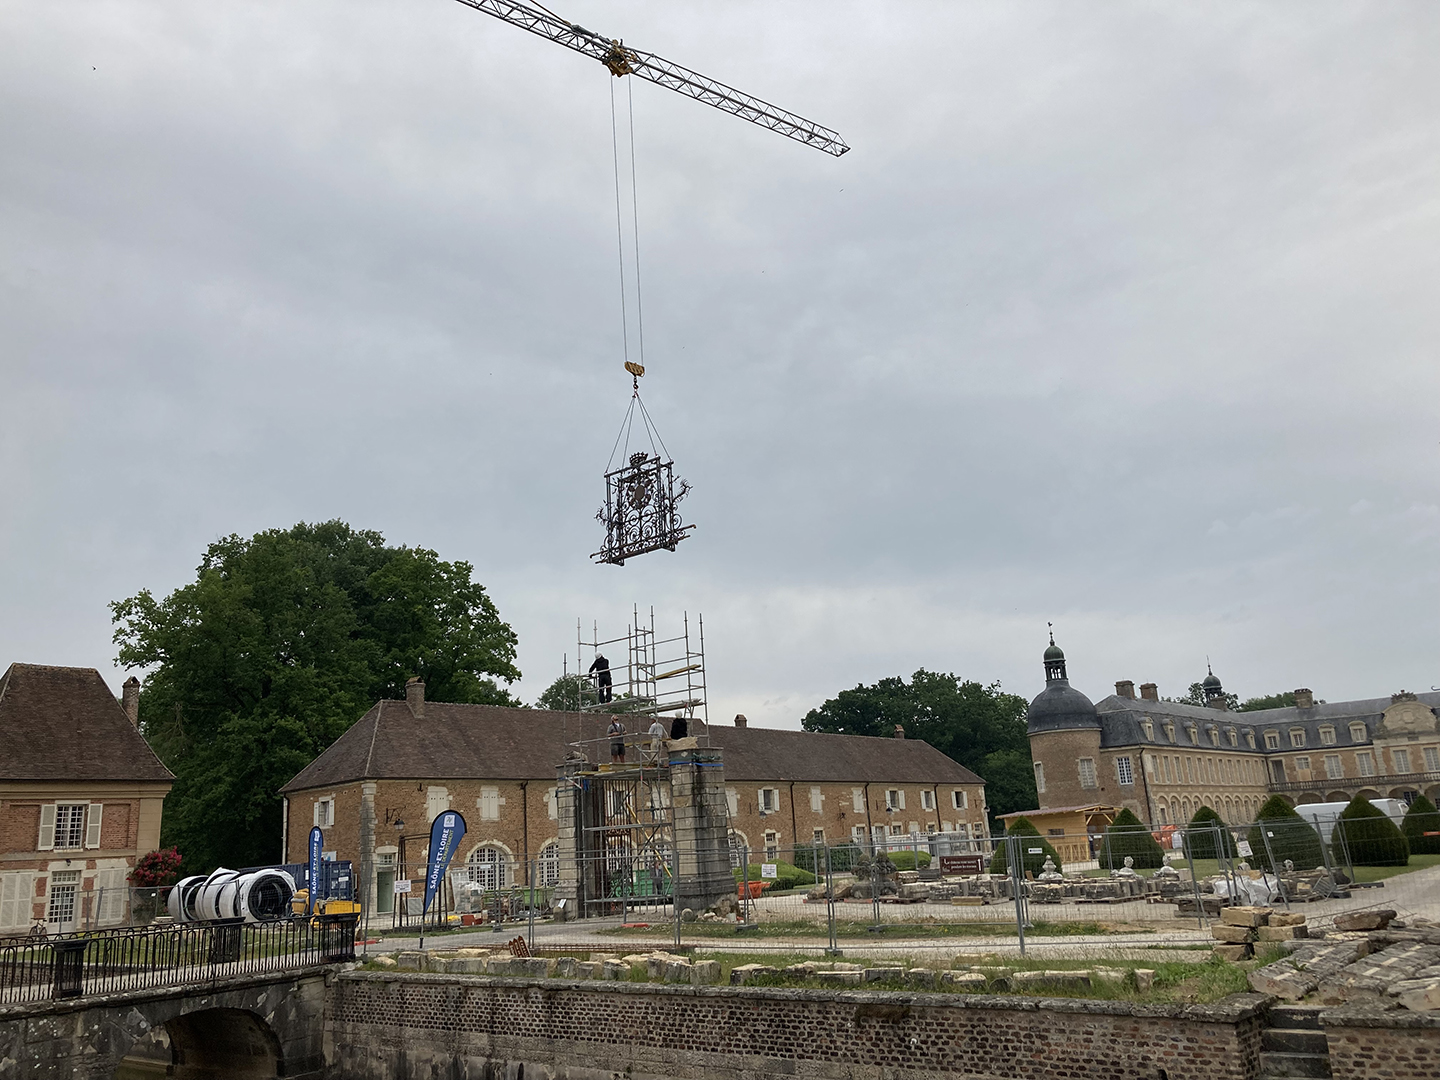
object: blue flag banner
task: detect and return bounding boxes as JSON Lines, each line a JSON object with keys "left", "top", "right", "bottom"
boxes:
{"left": 307, "top": 826, "right": 323, "bottom": 915}
{"left": 423, "top": 811, "right": 467, "bottom": 917}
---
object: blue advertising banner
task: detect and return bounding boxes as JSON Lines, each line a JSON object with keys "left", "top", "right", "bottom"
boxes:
{"left": 423, "top": 810, "right": 467, "bottom": 916}
{"left": 307, "top": 826, "right": 323, "bottom": 915}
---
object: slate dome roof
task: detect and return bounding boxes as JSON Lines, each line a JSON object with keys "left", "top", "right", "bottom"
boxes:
{"left": 1027, "top": 680, "right": 1101, "bottom": 735}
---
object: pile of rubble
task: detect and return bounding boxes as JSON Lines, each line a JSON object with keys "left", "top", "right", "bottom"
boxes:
{"left": 1208, "top": 905, "right": 1308, "bottom": 960}
{"left": 1248, "top": 911, "right": 1440, "bottom": 1012}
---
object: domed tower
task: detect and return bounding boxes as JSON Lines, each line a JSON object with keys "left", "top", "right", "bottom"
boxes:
{"left": 1202, "top": 664, "right": 1227, "bottom": 710}
{"left": 1025, "top": 631, "right": 1101, "bottom": 810}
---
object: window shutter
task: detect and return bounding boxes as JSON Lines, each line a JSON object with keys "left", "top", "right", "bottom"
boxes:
{"left": 313, "top": 801, "right": 321, "bottom": 827}
{"left": 38, "top": 804, "right": 56, "bottom": 851}
{"left": 85, "top": 803, "right": 103, "bottom": 849}
{"left": 897, "top": 790, "right": 906, "bottom": 810}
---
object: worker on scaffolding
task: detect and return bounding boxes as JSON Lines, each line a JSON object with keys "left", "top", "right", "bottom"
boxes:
{"left": 608, "top": 716, "right": 626, "bottom": 764}
{"left": 645, "top": 717, "right": 666, "bottom": 765}
{"left": 590, "top": 654, "right": 613, "bottom": 703}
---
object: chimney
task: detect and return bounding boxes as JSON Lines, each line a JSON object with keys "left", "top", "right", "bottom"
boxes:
{"left": 406, "top": 677, "right": 425, "bottom": 718}
{"left": 1294, "top": 688, "right": 1314, "bottom": 709}
{"left": 122, "top": 676, "right": 140, "bottom": 727}
{"left": 733, "top": 713, "right": 747, "bottom": 728}
{"left": 893, "top": 724, "right": 905, "bottom": 739}
{"left": 1139, "top": 682, "right": 1159, "bottom": 702}
{"left": 1115, "top": 680, "right": 1135, "bottom": 700}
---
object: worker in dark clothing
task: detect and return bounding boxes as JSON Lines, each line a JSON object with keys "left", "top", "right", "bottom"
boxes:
{"left": 589, "top": 654, "right": 612, "bottom": 703}
{"left": 670, "top": 715, "right": 688, "bottom": 740}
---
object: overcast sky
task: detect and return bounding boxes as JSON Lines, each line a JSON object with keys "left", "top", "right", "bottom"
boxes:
{"left": 3, "top": 1, "right": 1438, "bottom": 729}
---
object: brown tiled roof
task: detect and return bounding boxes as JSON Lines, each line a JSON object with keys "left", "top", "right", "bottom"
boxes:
{"left": 279, "top": 701, "right": 985, "bottom": 793}
{"left": 998, "top": 803, "right": 1114, "bottom": 818}
{"left": 0, "top": 663, "right": 174, "bottom": 782}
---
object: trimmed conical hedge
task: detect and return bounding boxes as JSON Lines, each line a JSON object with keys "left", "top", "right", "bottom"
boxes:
{"left": 1097, "top": 808, "right": 1166, "bottom": 870}
{"left": 1184, "top": 805, "right": 1238, "bottom": 860}
{"left": 1246, "top": 795, "right": 1323, "bottom": 872}
{"left": 1332, "top": 796, "right": 1409, "bottom": 867}
{"left": 1401, "top": 795, "right": 1440, "bottom": 856}
{"left": 988, "top": 816, "right": 1062, "bottom": 876}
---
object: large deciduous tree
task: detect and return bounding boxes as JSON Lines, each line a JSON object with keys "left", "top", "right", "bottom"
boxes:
{"left": 112, "top": 521, "right": 520, "bottom": 872}
{"left": 800, "top": 670, "right": 1034, "bottom": 822}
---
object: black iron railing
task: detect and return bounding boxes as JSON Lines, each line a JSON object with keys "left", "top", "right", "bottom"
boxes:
{"left": 0, "top": 915, "right": 356, "bottom": 1006}
{"left": 1267, "top": 769, "right": 1440, "bottom": 793}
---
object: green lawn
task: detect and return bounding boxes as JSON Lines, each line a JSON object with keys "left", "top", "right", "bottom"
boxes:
{"left": 1349, "top": 852, "right": 1440, "bottom": 882}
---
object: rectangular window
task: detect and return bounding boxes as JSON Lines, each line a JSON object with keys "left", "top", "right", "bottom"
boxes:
{"left": 1227, "top": 729, "right": 1238, "bottom": 747}
{"left": 1164, "top": 723, "right": 1175, "bottom": 743}
{"left": 479, "top": 787, "right": 500, "bottom": 821}
{"left": 1356, "top": 751, "right": 1375, "bottom": 777}
{"left": 1115, "top": 756, "right": 1134, "bottom": 786}
{"left": 952, "top": 790, "right": 968, "bottom": 810}
{"left": 1349, "top": 723, "right": 1367, "bottom": 743}
{"left": 1392, "top": 749, "right": 1411, "bottom": 774}
{"left": 1425, "top": 747, "right": 1440, "bottom": 772}
{"left": 885, "top": 789, "right": 905, "bottom": 811}
{"left": 920, "top": 790, "right": 935, "bottom": 811}
{"left": 1319, "top": 727, "right": 1336, "bottom": 746}
{"left": 852, "top": 788, "right": 865, "bottom": 813}
{"left": 1047, "top": 828, "right": 1064, "bottom": 837}
{"left": 1294, "top": 756, "right": 1311, "bottom": 774}
{"left": 1290, "top": 729, "right": 1306, "bottom": 748}
{"left": 1163, "top": 757, "right": 1174, "bottom": 783}
{"left": 1078, "top": 758, "right": 1097, "bottom": 789}
{"left": 1185, "top": 757, "right": 1195, "bottom": 783}
{"left": 1210, "top": 729, "right": 1220, "bottom": 747}
{"left": 314, "top": 798, "right": 335, "bottom": 828}
{"left": 1324, "top": 755, "right": 1343, "bottom": 779}
{"left": 0, "top": 872, "right": 36, "bottom": 930}
{"left": 1264, "top": 731, "right": 1280, "bottom": 750}
{"left": 759, "top": 788, "right": 779, "bottom": 813}
{"left": 890, "top": 824, "right": 903, "bottom": 836}
{"left": 763, "top": 831, "right": 779, "bottom": 861}
{"left": 425, "top": 786, "right": 450, "bottom": 823}
{"left": 52, "top": 804, "right": 87, "bottom": 851}
{"left": 851, "top": 825, "right": 866, "bottom": 844}
{"left": 47, "top": 870, "right": 80, "bottom": 924}
{"left": 810, "top": 787, "right": 823, "bottom": 812}
{"left": 812, "top": 828, "right": 825, "bottom": 843}
{"left": 1033, "top": 761, "right": 1046, "bottom": 794}
{"left": 926, "top": 822, "right": 937, "bottom": 834}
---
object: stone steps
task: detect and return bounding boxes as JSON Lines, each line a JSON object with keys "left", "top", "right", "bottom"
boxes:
{"left": 1257, "top": 1005, "right": 1331, "bottom": 1080}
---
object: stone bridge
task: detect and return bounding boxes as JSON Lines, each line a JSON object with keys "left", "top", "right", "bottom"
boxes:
{"left": 0, "top": 966, "right": 329, "bottom": 1080}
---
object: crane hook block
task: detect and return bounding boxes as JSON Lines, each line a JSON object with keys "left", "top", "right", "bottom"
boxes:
{"left": 624, "top": 361, "right": 645, "bottom": 378}
{"left": 602, "top": 39, "right": 639, "bottom": 77}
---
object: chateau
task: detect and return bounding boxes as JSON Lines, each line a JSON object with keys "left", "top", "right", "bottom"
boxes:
{"left": 1025, "top": 637, "right": 1440, "bottom": 829}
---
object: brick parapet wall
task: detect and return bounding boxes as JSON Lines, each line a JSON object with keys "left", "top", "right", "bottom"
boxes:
{"left": 330, "top": 972, "right": 1269, "bottom": 1080}
{"left": 1323, "top": 1004, "right": 1440, "bottom": 1080}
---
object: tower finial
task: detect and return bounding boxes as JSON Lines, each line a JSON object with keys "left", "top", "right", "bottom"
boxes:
{"left": 1048, "top": 621, "right": 1054, "bottom": 647}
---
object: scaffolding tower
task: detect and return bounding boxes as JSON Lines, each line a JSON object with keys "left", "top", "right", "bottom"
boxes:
{"left": 565, "top": 607, "right": 709, "bottom": 738}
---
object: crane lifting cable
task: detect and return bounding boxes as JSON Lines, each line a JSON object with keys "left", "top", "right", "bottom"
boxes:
{"left": 448, "top": 0, "right": 850, "bottom": 157}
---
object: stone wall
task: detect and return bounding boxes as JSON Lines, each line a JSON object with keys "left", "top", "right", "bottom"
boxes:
{"left": 1324, "top": 1005, "right": 1440, "bottom": 1080}
{"left": 329, "top": 971, "right": 1269, "bottom": 1080}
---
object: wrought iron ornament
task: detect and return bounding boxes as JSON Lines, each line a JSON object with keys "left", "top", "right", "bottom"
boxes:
{"left": 594, "top": 451, "right": 694, "bottom": 566}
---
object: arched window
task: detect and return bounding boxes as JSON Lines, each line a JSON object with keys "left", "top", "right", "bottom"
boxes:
{"left": 466, "top": 845, "right": 510, "bottom": 890}
{"left": 537, "top": 841, "right": 561, "bottom": 887}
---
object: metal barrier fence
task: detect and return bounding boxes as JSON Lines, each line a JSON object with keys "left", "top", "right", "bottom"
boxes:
{"left": 0, "top": 915, "right": 357, "bottom": 1006}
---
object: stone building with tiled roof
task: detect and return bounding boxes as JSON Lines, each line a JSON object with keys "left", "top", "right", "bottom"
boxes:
{"left": 279, "top": 679, "right": 988, "bottom": 916}
{"left": 0, "top": 663, "right": 173, "bottom": 933}
{"left": 1023, "top": 638, "right": 1440, "bottom": 830}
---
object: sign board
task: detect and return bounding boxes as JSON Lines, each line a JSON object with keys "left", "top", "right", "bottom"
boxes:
{"left": 307, "top": 827, "right": 323, "bottom": 915}
{"left": 939, "top": 855, "right": 984, "bottom": 875}
{"left": 760, "top": 863, "right": 778, "bottom": 879}
{"left": 1235, "top": 840, "right": 1254, "bottom": 858}
{"left": 394, "top": 879, "right": 413, "bottom": 894}
{"left": 1028, "top": 848, "right": 1043, "bottom": 855}
{"left": 1172, "top": 832, "right": 1184, "bottom": 849}
{"left": 423, "top": 811, "right": 468, "bottom": 916}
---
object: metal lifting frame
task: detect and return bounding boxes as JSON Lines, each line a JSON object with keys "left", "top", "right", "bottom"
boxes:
{"left": 449, "top": 0, "right": 850, "bottom": 157}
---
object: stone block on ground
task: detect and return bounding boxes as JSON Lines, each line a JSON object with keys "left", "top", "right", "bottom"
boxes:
{"left": 664, "top": 960, "right": 693, "bottom": 983}
{"left": 906, "top": 968, "right": 937, "bottom": 988}
{"left": 601, "top": 960, "right": 631, "bottom": 980}
{"left": 940, "top": 971, "right": 987, "bottom": 989}
{"left": 818, "top": 970, "right": 862, "bottom": 986}
{"left": 1134, "top": 969, "right": 1155, "bottom": 993}
{"left": 394, "top": 950, "right": 426, "bottom": 971}
{"left": 1212, "top": 924, "right": 1258, "bottom": 943}
{"left": 523, "top": 957, "right": 556, "bottom": 977}
{"left": 1317, "top": 942, "right": 1440, "bottom": 1004}
{"left": 447, "top": 957, "right": 486, "bottom": 974}
{"left": 1258, "top": 924, "right": 1308, "bottom": 942}
{"left": 575, "top": 961, "right": 600, "bottom": 979}
{"left": 729, "top": 964, "right": 776, "bottom": 986}
{"left": 691, "top": 960, "right": 721, "bottom": 985}
{"left": 371, "top": 954, "right": 398, "bottom": 968}
{"left": 1389, "top": 977, "right": 1440, "bottom": 1011}
{"left": 1334, "top": 909, "right": 1397, "bottom": 932}
{"left": 1269, "top": 912, "right": 1307, "bottom": 927}
{"left": 552, "top": 957, "right": 578, "bottom": 978}
{"left": 1092, "top": 967, "right": 1128, "bottom": 988}
{"left": 1221, "top": 905, "right": 1272, "bottom": 928}
{"left": 483, "top": 956, "right": 515, "bottom": 975}
{"left": 862, "top": 966, "right": 905, "bottom": 983}
{"left": 783, "top": 962, "right": 819, "bottom": 977}
{"left": 1214, "top": 944, "right": 1253, "bottom": 961}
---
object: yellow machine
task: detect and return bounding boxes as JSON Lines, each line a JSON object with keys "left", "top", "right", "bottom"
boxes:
{"left": 291, "top": 889, "right": 361, "bottom": 925}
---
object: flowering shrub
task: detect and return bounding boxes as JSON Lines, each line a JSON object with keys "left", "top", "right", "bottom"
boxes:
{"left": 130, "top": 848, "right": 183, "bottom": 887}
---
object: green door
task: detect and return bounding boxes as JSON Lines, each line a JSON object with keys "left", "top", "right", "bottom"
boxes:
{"left": 376, "top": 871, "right": 395, "bottom": 914}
